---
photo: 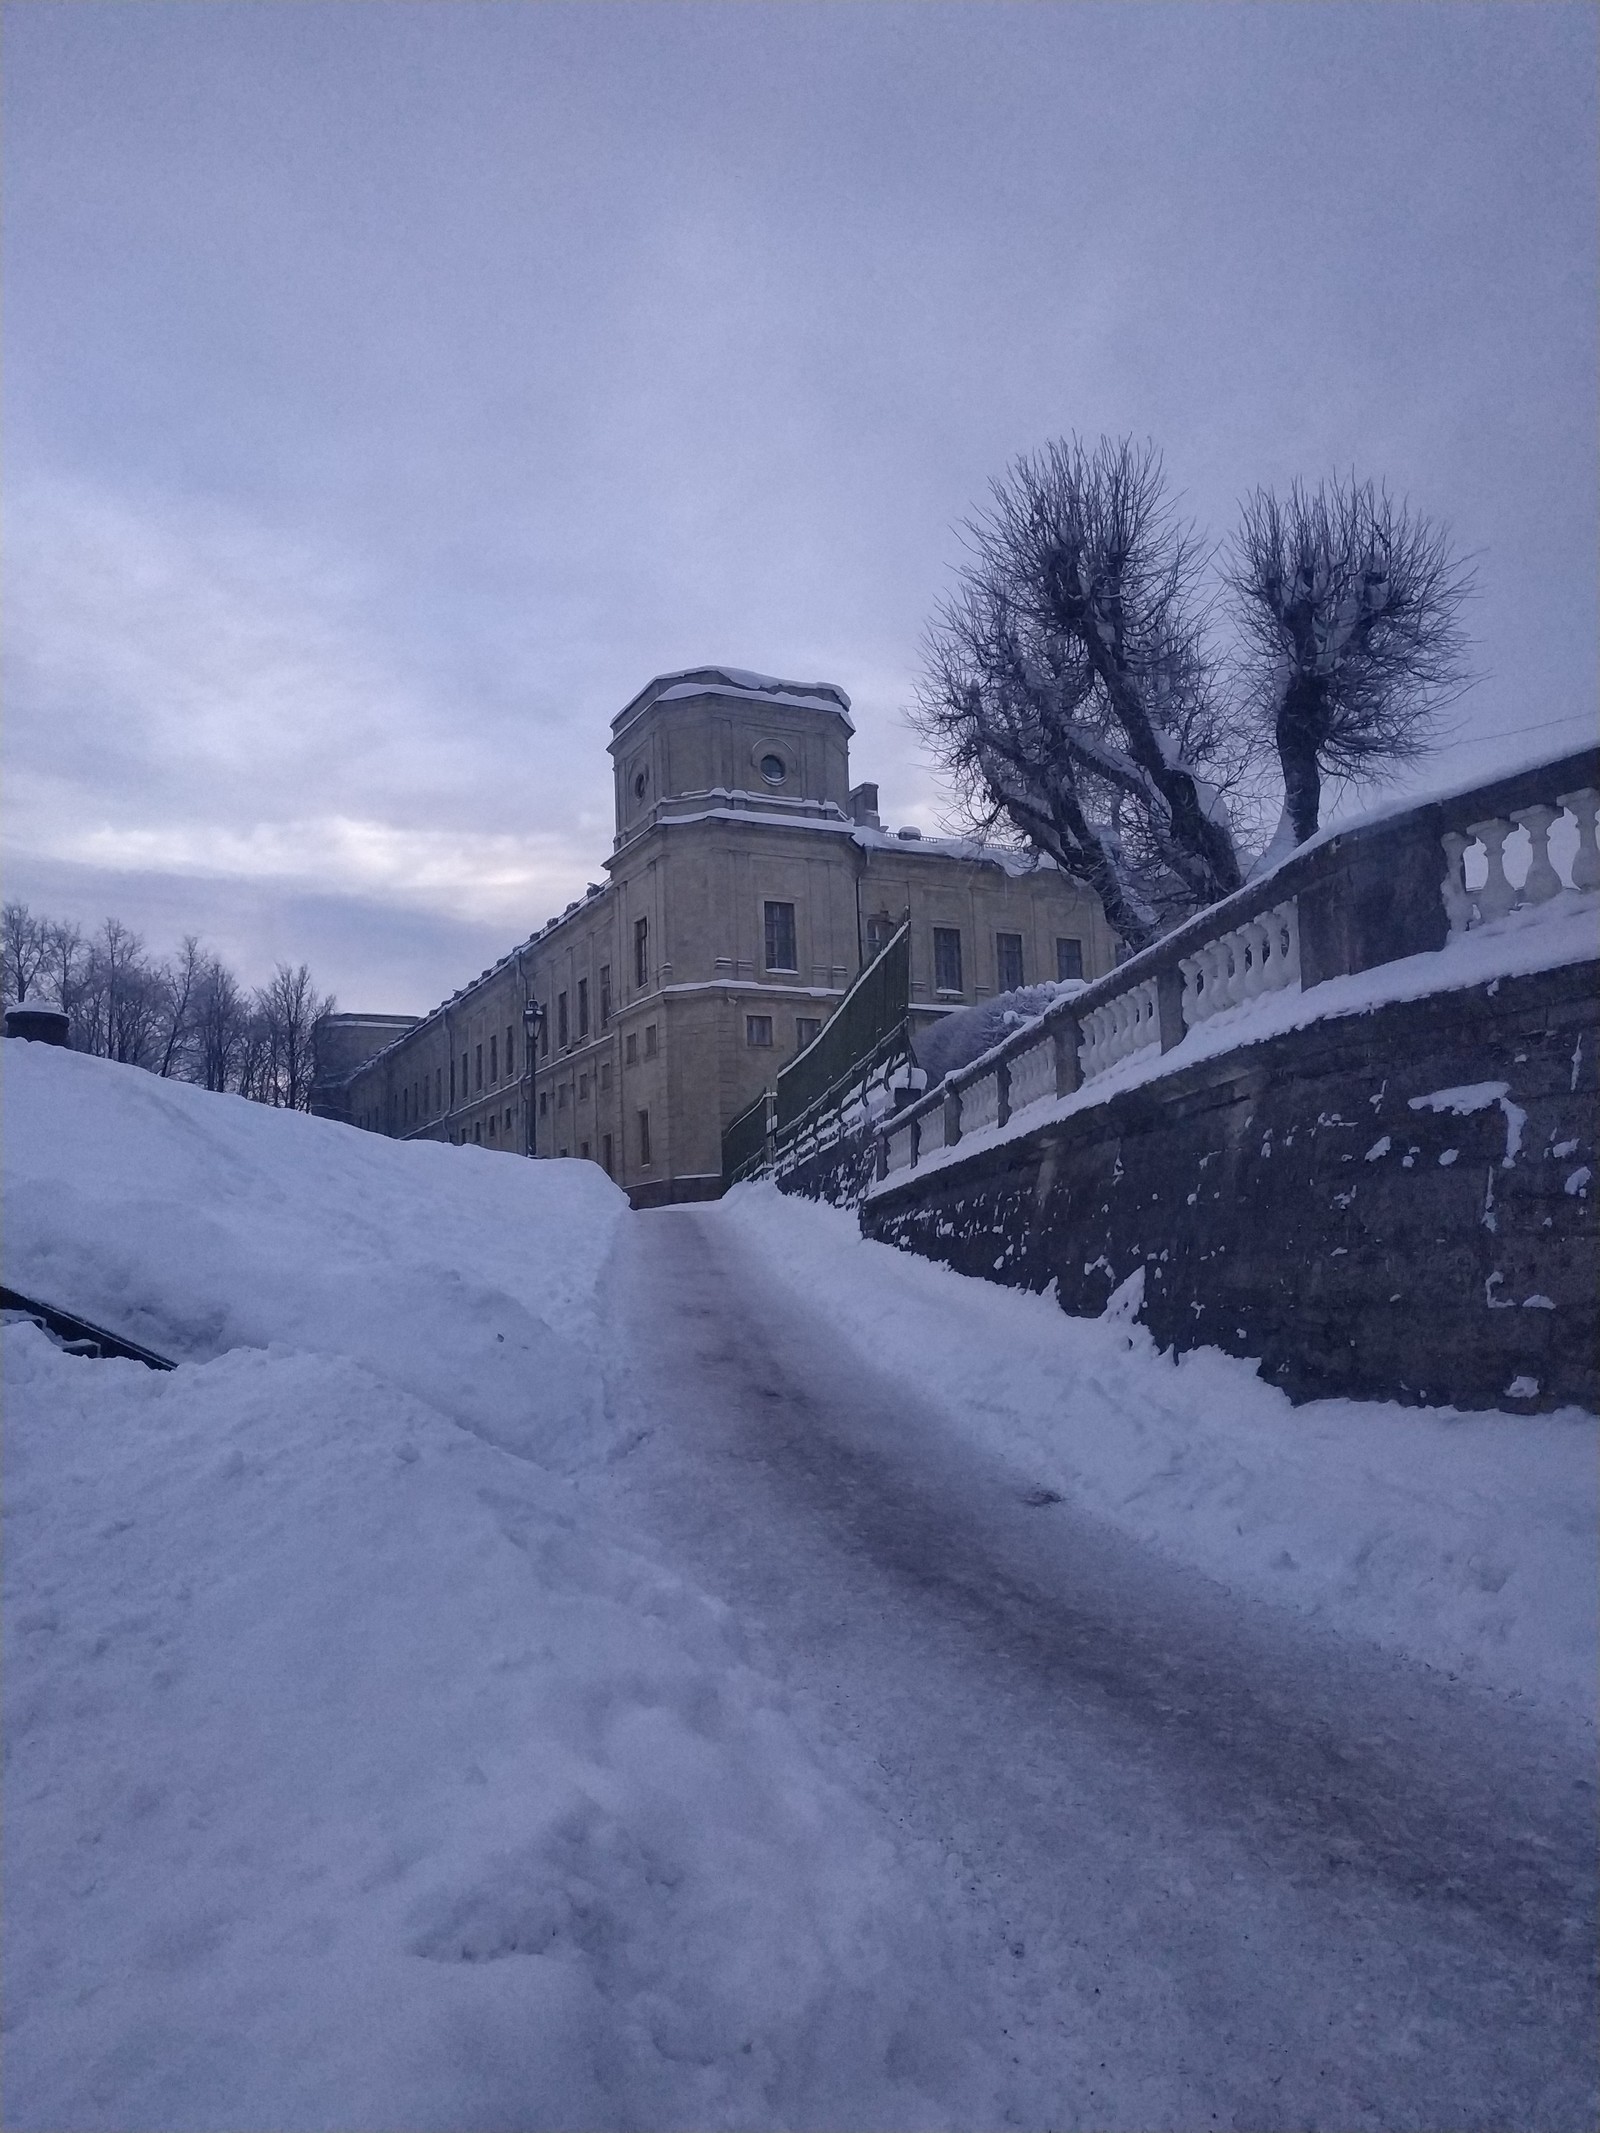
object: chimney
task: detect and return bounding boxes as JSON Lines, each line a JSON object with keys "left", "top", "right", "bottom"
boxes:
{"left": 848, "top": 782, "right": 880, "bottom": 829}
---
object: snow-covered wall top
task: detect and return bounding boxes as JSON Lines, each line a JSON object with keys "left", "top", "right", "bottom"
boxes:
{"left": 611, "top": 665, "right": 854, "bottom": 734}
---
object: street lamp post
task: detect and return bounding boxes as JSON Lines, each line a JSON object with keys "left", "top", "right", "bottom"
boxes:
{"left": 522, "top": 997, "right": 545, "bottom": 1158}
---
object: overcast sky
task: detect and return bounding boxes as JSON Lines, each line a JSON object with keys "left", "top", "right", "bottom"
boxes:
{"left": 4, "top": 1, "right": 1595, "bottom": 1012}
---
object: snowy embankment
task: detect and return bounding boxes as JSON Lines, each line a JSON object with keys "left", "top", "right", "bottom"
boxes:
{"left": 1, "top": 1045, "right": 930, "bottom": 2132}
{"left": 723, "top": 1183, "right": 1598, "bottom": 1722}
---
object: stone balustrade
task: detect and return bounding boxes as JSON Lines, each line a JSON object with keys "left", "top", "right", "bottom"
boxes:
{"left": 875, "top": 744, "right": 1599, "bottom": 1189}
{"left": 1442, "top": 785, "right": 1600, "bottom": 936}
{"left": 1180, "top": 900, "right": 1301, "bottom": 1028}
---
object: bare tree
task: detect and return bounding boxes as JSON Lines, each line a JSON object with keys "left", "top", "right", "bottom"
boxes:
{"left": 915, "top": 437, "right": 1246, "bottom": 952}
{"left": 255, "top": 962, "right": 335, "bottom": 1110}
{"left": 2, "top": 903, "right": 50, "bottom": 1006}
{"left": 153, "top": 935, "right": 206, "bottom": 1079}
{"left": 40, "top": 919, "right": 87, "bottom": 1036}
{"left": 1228, "top": 475, "right": 1473, "bottom": 858}
{"left": 194, "top": 954, "right": 250, "bottom": 1092}
{"left": 83, "top": 918, "right": 162, "bottom": 1066}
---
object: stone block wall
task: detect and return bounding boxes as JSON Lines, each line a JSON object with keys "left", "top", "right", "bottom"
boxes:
{"left": 860, "top": 963, "right": 1597, "bottom": 1413}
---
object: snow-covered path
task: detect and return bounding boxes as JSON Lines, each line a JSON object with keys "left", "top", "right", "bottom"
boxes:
{"left": 599, "top": 1206, "right": 1598, "bottom": 2130}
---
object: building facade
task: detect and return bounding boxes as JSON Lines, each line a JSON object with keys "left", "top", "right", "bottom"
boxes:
{"left": 311, "top": 667, "right": 1116, "bottom": 1205}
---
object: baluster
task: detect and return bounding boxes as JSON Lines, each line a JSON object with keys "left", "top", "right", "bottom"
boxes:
{"left": 1197, "top": 940, "right": 1224, "bottom": 1017}
{"left": 1467, "top": 818, "right": 1516, "bottom": 921}
{"left": 1228, "top": 934, "right": 1254, "bottom": 1006}
{"left": 1439, "top": 830, "right": 1474, "bottom": 934}
{"left": 1180, "top": 952, "right": 1204, "bottom": 1027}
{"left": 1083, "top": 998, "right": 1109, "bottom": 1066}
{"left": 1277, "top": 900, "right": 1302, "bottom": 987}
{"left": 1511, "top": 804, "right": 1562, "bottom": 904}
{"left": 1108, "top": 995, "right": 1129, "bottom": 1065}
{"left": 1258, "top": 911, "right": 1285, "bottom": 993}
{"left": 1238, "top": 918, "right": 1267, "bottom": 1000}
{"left": 1558, "top": 787, "right": 1600, "bottom": 892}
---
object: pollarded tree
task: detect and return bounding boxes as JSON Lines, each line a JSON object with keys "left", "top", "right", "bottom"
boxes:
{"left": 915, "top": 437, "right": 1247, "bottom": 953}
{"left": 1228, "top": 475, "right": 1473, "bottom": 860}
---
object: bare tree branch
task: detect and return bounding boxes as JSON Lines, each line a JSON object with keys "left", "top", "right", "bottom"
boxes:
{"left": 1228, "top": 474, "right": 1475, "bottom": 853}
{"left": 914, "top": 436, "right": 1246, "bottom": 951}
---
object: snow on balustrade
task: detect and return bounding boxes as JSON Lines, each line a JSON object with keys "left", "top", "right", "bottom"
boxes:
{"left": 1442, "top": 786, "right": 1600, "bottom": 936}
{"left": 921, "top": 1101, "right": 947, "bottom": 1154}
{"left": 962, "top": 1069, "right": 1000, "bottom": 1134}
{"left": 1180, "top": 899, "right": 1301, "bottom": 1032}
{"left": 1006, "top": 1035, "right": 1056, "bottom": 1118}
{"left": 885, "top": 1121, "right": 916, "bottom": 1174}
{"left": 1080, "top": 976, "right": 1160, "bottom": 1082}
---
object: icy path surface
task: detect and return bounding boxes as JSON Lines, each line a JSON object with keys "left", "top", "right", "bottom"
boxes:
{"left": 598, "top": 1205, "right": 1598, "bottom": 2132}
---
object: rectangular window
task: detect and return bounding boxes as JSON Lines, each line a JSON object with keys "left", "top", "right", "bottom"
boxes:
{"left": 599, "top": 965, "right": 611, "bottom": 1026}
{"left": 638, "top": 1108, "right": 651, "bottom": 1166}
{"left": 458, "top": 1054, "right": 466, "bottom": 1100}
{"left": 644, "top": 1022, "right": 658, "bottom": 1058}
{"left": 488, "top": 1113, "right": 497, "bottom": 1141}
{"left": 539, "top": 1091, "right": 548, "bottom": 1116}
{"left": 506, "top": 1024, "right": 515, "bottom": 1076}
{"left": 602, "top": 1133, "right": 614, "bottom": 1177}
{"left": 475, "top": 1043, "right": 483, "bottom": 1091}
{"left": 505, "top": 1109, "right": 512, "bottom": 1135}
{"left": 474, "top": 1122, "right": 482, "bottom": 1144}
{"left": 1056, "top": 936, "right": 1084, "bottom": 982}
{"left": 625, "top": 1032, "right": 638, "bottom": 1065}
{"left": 577, "top": 979, "right": 589, "bottom": 1040}
{"left": 634, "top": 915, "right": 649, "bottom": 988}
{"left": 557, "top": 992, "right": 569, "bottom": 1049}
{"left": 579, "top": 1071, "right": 589, "bottom": 1098}
{"left": 600, "top": 1061, "right": 613, "bottom": 1091}
{"left": 864, "top": 915, "right": 893, "bottom": 962}
{"left": 746, "top": 1014, "right": 774, "bottom": 1047}
{"left": 933, "top": 927, "right": 964, "bottom": 994}
{"left": 795, "top": 1016, "right": 822, "bottom": 1049}
{"left": 580, "top": 1139, "right": 590, "bottom": 1160}
{"left": 490, "top": 1034, "right": 498, "bottom": 1084}
{"left": 764, "top": 900, "right": 797, "bottom": 972}
{"left": 996, "top": 932, "right": 1024, "bottom": 993}
{"left": 558, "top": 1084, "right": 568, "bottom": 1109}
{"left": 540, "top": 1014, "right": 549, "bottom": 1058}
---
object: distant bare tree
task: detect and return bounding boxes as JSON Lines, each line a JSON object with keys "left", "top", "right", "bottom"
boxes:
{"left": 194, "top": 954, "right": 250, "bottom": 1092}
{"left": 81, "top": 918, "right": 162, "bottom": 1066}
{"left": 153, "top": 935, "right": 206, "bottom": 1079}
{"left": 2, "top": 903, "right": 50, "bottom": 1006}
{"left": 7, "top": 900, "right": 333, "bottom": 1109}
{"left": 1228, "top": 475, "right": 1473, "bottom": 858}
{"left": 40, "top": 919, "right": 89, "bottom": 1041}
{"left": 255, "top": 962, "right": 335, "bottom": 1110}
{"left": 915, "top": 437, "right": 1247, "bottom": 952}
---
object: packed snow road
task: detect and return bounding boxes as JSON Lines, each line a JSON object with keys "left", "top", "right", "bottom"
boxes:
{"left": 5, "top": 1047, "right": 1595, "bottom": 2131}
{"left": 601, "top": 1205, "right": 1598, "bottom": 2132}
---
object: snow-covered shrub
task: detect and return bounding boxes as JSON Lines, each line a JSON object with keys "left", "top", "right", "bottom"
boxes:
{"left": 914, "top": 980, "right": 1086, "bottom": 1086}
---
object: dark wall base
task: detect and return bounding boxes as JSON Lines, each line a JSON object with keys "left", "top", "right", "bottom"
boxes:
{"left": 628, "top": 1174, "right": 728, "bottom": 1211}
{"left": 861, "top": 964, "right": 1598, "bottom": 1414}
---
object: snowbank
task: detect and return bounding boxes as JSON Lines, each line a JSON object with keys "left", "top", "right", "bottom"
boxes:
{"left": 0, "top": 1046, "right": 951, "bottom": 2130}
{"left": 722, "top": 1185, "right": 1598, "bottom": 1722}
{"left": 1, "top": 1040, "right": 629, "bottom": 1470}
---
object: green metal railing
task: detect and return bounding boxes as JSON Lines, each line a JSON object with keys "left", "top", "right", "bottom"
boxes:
{"left": 776, "top": 920, "right": 909, "bottom": 1131}
{"left": 722, "top": 919, "right": 916, "bottom": 1190}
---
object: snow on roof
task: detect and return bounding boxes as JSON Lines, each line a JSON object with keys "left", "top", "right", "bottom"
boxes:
{"left": 612, "top": 666, "right": 854, "bottom": 732}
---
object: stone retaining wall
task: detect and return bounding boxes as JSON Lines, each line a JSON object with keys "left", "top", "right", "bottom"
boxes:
{"left": 860, "top": 962, "right": 1597, "bottom": 1412}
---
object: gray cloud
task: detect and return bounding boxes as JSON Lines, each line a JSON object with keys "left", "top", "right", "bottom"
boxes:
{"left": 4, "top": 1, "right": 1594, "bottom": 1010}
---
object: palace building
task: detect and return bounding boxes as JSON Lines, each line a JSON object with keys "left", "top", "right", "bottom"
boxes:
{"left": 311, "top": 666, "right": 1115, "bottom": 1205}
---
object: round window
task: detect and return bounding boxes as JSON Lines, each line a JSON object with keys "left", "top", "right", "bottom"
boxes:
{"left": 633, "top": 769, "right": 648, "bottom": 800}
{"left": 759, "top": 753, "right": 786, "bottom": 785}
